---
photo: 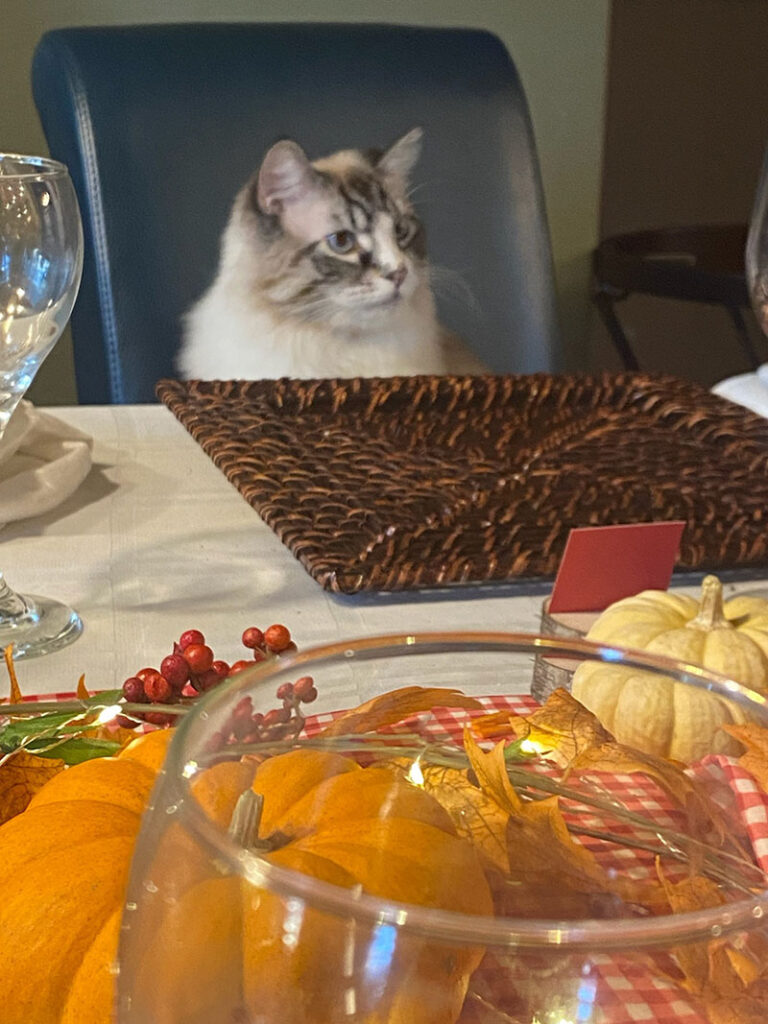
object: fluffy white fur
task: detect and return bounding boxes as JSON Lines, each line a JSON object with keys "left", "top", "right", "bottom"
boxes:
{"left": 182, "top": 280, "right": 449, "bottom": 379}
{"left": 178, "top": 130, "right": 484, "bottom": 380}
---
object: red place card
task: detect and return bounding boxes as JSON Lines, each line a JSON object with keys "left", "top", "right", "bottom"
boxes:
{"left": 548, "top": 521, "right": 685, "bottom": 613}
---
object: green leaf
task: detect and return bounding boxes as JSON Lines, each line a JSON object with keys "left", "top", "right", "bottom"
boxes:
{"left": 0, "top": 689, "right": 181, "bottom": 765}
{"left": 1, "top": 710, "right": 92, "bottom": 742}
{"left": 0, "top": 689, "right": 125, "bottom": 752}
{"left": 82, "top": 689, "right": 123, "bottom": 705}
{"left": 29, "top": 737, "right": 123, "bottom": 764}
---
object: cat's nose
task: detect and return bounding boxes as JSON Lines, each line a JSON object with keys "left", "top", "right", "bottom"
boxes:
{"left": 385, "top": 264, "right": 407, "bottom": 290}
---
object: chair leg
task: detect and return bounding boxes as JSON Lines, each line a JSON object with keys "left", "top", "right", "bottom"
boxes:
{"left": 593, "top": 288, "right": 640, "bottom": 370}
{"left": 725, "top": 305, "right": 762, "bottom": 370}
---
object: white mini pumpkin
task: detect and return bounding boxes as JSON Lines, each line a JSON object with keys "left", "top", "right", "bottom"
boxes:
{"left": 571, "top": 575, "right": 768, "bottom": 762}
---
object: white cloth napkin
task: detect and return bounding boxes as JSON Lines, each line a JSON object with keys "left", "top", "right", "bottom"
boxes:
{"left": 0, "top": 401, "right": 92, "bottom": 528}
{"left": 711, "top": 363, "right": 768, "bottom": 419}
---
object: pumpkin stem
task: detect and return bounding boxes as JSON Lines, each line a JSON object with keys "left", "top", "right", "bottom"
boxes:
{"left": 687, "top": 575, "right": 731, "bottom": 632}
{"left": 228, "top": 789, "right": 273, "bottom": 851}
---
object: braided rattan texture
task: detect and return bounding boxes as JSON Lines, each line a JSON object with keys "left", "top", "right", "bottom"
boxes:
{"left": 157, "top": 373, "right": 768, "bottom": 594}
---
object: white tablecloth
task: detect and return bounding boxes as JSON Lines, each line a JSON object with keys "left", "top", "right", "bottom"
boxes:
{"left": 712, "top": 363, "right": 768, "bottom": 418}
{"left": 2, "top": 405, "right": 766, "bottom": 699}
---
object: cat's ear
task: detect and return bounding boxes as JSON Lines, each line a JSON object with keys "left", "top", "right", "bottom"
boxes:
{"left": 377, "top": 127, "right": 423, "bottom": 185}
{"left": 256, "top": 140, "right": 320, "bottom": 215}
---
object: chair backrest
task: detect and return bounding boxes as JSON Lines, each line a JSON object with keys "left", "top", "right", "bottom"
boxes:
{"left": 33, "top": 23, "right": 562, "bottom": 404}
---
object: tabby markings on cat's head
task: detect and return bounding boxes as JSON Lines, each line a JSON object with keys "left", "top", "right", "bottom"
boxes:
{"left": 243, "top": 128, "right": 429, "bottom": 325}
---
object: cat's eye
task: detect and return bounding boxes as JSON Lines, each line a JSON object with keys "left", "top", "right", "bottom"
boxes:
{"left": 326, "top": 230, "right": 356, "bottom": 255}
{"left": 395, "top": 220, "right": 415, "bottom": 247}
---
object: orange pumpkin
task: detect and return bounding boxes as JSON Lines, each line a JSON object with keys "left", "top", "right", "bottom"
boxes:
{"left": 0, "top": 728, "right": 172, "bottom": 1024}
{"left": 0, "top": 732, "right": 492, "bottom": 1024}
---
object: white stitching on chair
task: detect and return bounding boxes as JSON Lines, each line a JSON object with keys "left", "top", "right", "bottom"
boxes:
{"left": 57, "top": 42, "right": 124, "bottom": 403}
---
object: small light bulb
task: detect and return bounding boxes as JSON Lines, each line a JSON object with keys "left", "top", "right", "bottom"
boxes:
{"left": 95, "top": 703, "right": 123, "bottom": 725}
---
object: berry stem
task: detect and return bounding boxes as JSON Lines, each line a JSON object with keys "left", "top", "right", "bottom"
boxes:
{"left": 119, "top": 702, "right": 189, "bottom": 718}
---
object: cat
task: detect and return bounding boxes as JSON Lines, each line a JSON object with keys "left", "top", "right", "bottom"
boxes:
{"left": 177, "top": 128, "right": 486, "bottom": 380}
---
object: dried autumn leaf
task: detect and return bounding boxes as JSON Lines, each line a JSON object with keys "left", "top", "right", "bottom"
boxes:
{"left": 418, "top": 763, "right": 510, "bottom": 873}
{"left": 462, "top": 727, "right": 666, "bottom": 914}
{"left": 720, "top": 946, "right": 765, "bottom": 995}
{"left": 3, "top": 644, "right": 23, "bottom": 705}
{"left": 504, "top": 689, "right": 742, "bottom": 857}
{"left": 319, "top": 686, "right": 481, "bottom": 737}
{"left": 467, "top": 692, "right": 768, "bottom": 1018}
{"left": 702, "top": 946, "right": 768, "bottom": 1024}
{"left": 462, "top": 952, "right": 536, "bottom": 1023}
{"left": 469, "top": 710, "right": 517, "bottom": 740}
{"left": 652, "top": 865, "right": 768, "bottom": 1024}
{"left": 0, "top": 749, "right": 64, "bottom": 824}
{"left": 656, "top": 869, "right": 725, "bottom": 994}
{"left": 569, "top": 740, "right": 744, "bottom": 858}
{"left": 705, "top": 997, "right": 768, "bottom": 1024}
{"left": 710, "top": 933, "right": 768, "bottom": 993}
{"left": 462, "top": 728, "right": 529, "bottom": 816}
{"left": 0, "top": 647, "right": 66, "bottom": 823}
{"left": 502, "top": 687, "right": 613, "bottom": 765}
{"left": 723, "top": 722, "right": 768, "bottom": 794}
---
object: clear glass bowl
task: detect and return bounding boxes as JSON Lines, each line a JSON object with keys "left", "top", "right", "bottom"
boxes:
{"left": 117, "top": 632, "right": 768, "bottom": 1024}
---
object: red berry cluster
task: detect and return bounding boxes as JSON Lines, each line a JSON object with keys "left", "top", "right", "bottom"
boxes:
{"left": 118, "top": 624, "right": 298, "bottom": 729}
{"left": 208, "top": 675, "right": 318, "bottom": 753}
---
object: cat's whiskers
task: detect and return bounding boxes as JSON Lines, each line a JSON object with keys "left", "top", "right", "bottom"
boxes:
{"left": 429, "top": 264, "right": 480, "bottom": 315}
{"left": 405, "top": 179, "right": 435, "bottom": 201}
{"left": 285, "top": 294, "right": 342, "bottom": 326}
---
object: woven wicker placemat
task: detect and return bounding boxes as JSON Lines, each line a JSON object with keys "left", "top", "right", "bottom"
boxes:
{"left": 157, "top": 373, "right": 768, "bottom": 594}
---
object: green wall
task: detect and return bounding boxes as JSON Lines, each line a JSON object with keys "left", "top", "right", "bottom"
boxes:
{"left": 3, "top": 0, "right": 610, "bottom": 404}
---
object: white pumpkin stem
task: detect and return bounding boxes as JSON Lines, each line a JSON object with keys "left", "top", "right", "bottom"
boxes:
{"left": 687, "top": 575, "right": 731, "bottom": 632}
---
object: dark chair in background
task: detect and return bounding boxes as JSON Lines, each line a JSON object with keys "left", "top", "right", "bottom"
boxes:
{"left": 32, "top": 23, "right": 562, "bottom": 404}
{"left": 592, "top": 223, "right": 759, "bottom": 371}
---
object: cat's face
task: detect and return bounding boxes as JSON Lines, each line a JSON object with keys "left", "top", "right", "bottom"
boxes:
{"left": 236, "top": 129, "right": 430, "bottom": 327}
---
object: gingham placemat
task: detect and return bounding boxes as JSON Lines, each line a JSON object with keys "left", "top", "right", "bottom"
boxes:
{"left": 305, "top": 694, "right": 768, "bottom": 868}
{"left": 20, "top": 691, "right": 768, "bottom": 1023}
{"left": 306, "top": 694, "right": 768, "bottom": 1024}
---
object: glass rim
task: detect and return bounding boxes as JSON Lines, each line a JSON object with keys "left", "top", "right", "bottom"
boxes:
{"left": 165, "top": 630, "right": 768, "bottom": 953}
{"left": 0, "top": 152, "right": 71, "bottom": 180}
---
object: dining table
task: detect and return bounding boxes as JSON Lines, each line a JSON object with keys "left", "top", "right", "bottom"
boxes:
{"left": 4, "top": 401, "right": 768, "bottom": 702}
{"left": 7, "top": 400, "right": 768, "bottom": 1024}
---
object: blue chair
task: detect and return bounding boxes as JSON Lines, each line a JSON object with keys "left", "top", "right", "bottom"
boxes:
{"left": 33, "top": 23, "right": 562, "bottom": 404}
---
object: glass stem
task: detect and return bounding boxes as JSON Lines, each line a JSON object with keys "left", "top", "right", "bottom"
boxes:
{"left": 0, "top": 387, "right": 24, "bottom": 444}
{"left": 0, "top": 573, "right": 29, "bottom": 619}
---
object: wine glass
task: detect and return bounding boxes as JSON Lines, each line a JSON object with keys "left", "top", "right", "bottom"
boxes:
{"left": 746, "top": 145, "right": 768, "bottom": 342}
{"left": 0, "top": 153, "right": 83, "bottom": 657}
{"left": 720, "top": 148, "right": 768, "bottom": 600}
{"left": 117, "top": 632, "right": 768, "bottom": 1024}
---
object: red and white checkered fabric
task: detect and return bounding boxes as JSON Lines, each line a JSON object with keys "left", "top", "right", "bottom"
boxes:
{"left": 20, "top": 691, "right": 768, "bottom": 1023}
{"left": 307, "top": 694, "right": 768, "bottom": 1024}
